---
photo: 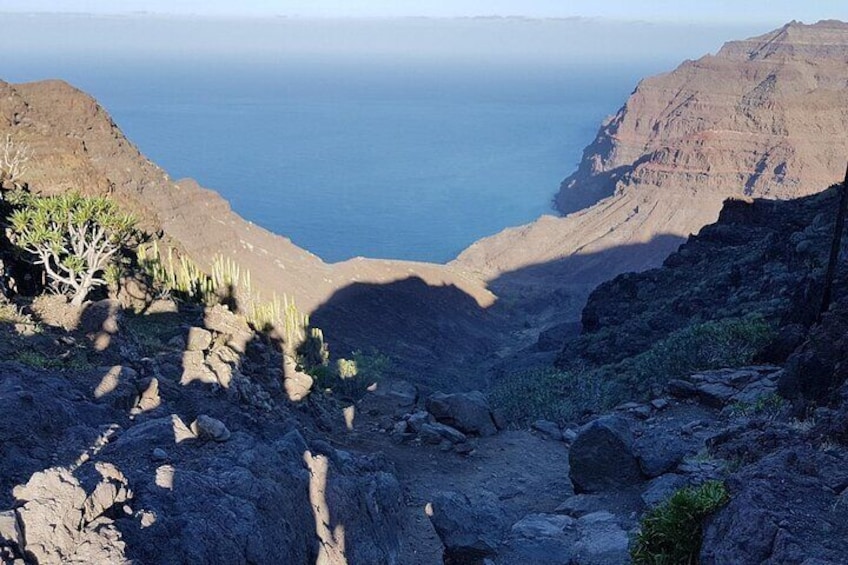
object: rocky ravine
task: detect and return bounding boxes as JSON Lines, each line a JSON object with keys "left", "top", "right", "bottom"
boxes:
{"left": 455, "top": 19, "right": 848, "bottom": 335}
{"left": 7, "top": 21, "right": 848, "bottom": 385}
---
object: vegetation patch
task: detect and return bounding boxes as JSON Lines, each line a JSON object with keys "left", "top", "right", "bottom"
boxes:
{"left": 631, "top": 481, "right": 729, "bottom": 564}
{"left": 492, "top": 316, "right": 774, "bottom": 424}
{"left": 309, "top": 349, "right": 391, "bottom": 401}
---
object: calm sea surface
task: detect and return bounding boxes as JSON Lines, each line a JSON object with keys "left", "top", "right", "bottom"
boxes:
{"left": 7, "top": 58, "right": 658, "bottom": 263}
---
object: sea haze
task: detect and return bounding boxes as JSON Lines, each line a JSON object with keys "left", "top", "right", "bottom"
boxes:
{"left": 1, "top": 15, "right": 768, "bottom": 263}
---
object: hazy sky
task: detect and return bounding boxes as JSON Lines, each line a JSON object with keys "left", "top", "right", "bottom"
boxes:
{"left": 2, "top": 0, "right": 846, "bottom": 24}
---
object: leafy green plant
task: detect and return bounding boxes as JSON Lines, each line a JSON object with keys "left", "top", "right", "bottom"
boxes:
{"left": 604, "top": 315, "right": 775, "bottom": 399}
{"left": 488, "top": 368, "right": 620, "bottom": 425}
{"left": 8, "top": 192, "right": 136, "bottom": 306}
{"left": 631, "top": 481, "right": 729, "bottom": 564}
{"left": 310, "top": 349, "right": 390, "bottom": 401}
{"left": 728, "top": 393, "right": 784, "bottom": 419}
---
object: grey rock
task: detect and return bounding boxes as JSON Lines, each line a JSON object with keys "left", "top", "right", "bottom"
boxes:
{"left": 427, "top": 491, "right": 508, "bottom": 561}
{"left": 634, "top": 431, "right": 698, "bottom": 478}
{"left": 532, "top": 420, "right": 564, "bottom": 441}
{"left": 572, "top": 512, "right": 630, "bottom": 565}
{"left": 406, "top": 410, "right": 433, "bottom": 433}
{"left": 641, "top": 474, "right": 688, "bottom": 508}
{"left": 374, "top": 379, "right": 418, "bottom": 408}
{"left": 0, "top": 510, "right": 22, "bottom": 552}
{"left": 193, "top": 414, "right": 231, "bottom": 442}
{"left": 650, "top": 398, "right": 669, "bottom": 410}
{"left": 419, "top": 422, "right": 467, "bottom": 445}
{"left": 569, "top": 415, "right": 643, "bottom": 493}
{"left": 511, "top": 513, "right": 575, "bottom": 538}
{"left": 554, "top": 494, "right": 608, "bottom": 518}
{"left": 702, "top": 446, "right": 848, "bottom": 564}
{"left": 12, "top": 467, "right": 128, "bottom": 564}
{"left": 283, "top": 358, "right": 313, "bottom": 402}
{"left": 426, "top": 391, "right": 498, "bottom": 437}
{"left": 185, "top": 327, "right": 213, "bottom": 352}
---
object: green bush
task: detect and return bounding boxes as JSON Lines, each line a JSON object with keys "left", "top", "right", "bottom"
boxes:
{"left": 310, "top": 349, "right": 390, "bottom": 401}
{"left": 491, "top": 316, "right": 774, "bottom": 424}
{"left": 631, "top": 481, "right": 729, "bottom": 564}
{"left": 488, "top": 368, "right": 621, "bottom": 425}
{"left": 8, "top": 191, "right": 136, "bottom": 306}
{"left": 607, "top": 315, "right": 775, "bottom": 399}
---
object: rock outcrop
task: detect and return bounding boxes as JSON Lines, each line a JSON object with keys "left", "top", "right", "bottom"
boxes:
{"left": 455, "top": 20, "right": 848, "bottom": 339}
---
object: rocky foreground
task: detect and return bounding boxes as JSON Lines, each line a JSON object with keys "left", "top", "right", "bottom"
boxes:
{"left": 2, "top": 18, "right": 848, "bottom": 565}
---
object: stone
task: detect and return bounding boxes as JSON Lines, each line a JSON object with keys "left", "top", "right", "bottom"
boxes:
{"left": 131, "top": 378, "right": 161, "bottom": 416}
{"left": 641, "top": 474, "right": 688, "bottom": 508}
{"left": 427, "top": 491, "right": 508, "bottom": 561}
{"left": 185, "top": 327, "right": 213, "bottom": 352}
{"left": 283, "top": 358, "right": 313, "bottom": 402}
{"left": 0, "top": 510, "right": 22, "bottom": 552}
{"left": 406, "top": 410, "right": 433, "bottom": 434}
{"left": 569, "top": 415, "right": 643, "bottom": 493}
{"left": 650, "top": 398, "right": 669, "bottom": 410}
{"left": 532, "top": 420, "right": 564, "bottom": 441}
{"left": 151, "top": 448, "right": 168, "bottom": 462}
{"left": 425, "top": 391, "right": 497, "bottom": 437}
{"left": 202, "top": 304, "right": 254, "bottom": 354}
{"left": 572, "top": 512, "right": 630, "bottom": 565}
{"left": 193, "top": 415, "right": 231, "bottom": 442}
{"left": 418, "top": 422, "right": 467, "bottom": 445}
{"left": 511, "top": 513, "right": 575, "bottom": 538}
{"left": 554, "top": 494, "right": 608, "bottom": 518}
{"left": 634, "top": 432, "right": 697, "bottom": 478}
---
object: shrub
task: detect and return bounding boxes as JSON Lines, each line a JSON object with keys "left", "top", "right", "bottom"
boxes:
{"left": 631, "top": 480, "right": 729, "bottom": 564}
{"left": 8, "top": 192, "right": 136, "bottom": 306}
{"left": 608, "top": 315, "right": 775, "bottom": 398}
{"left": 488, "top": 368, "right": 621, "bottom": 425}
{"left": 310, "top": 349, "right": 390, "bottom": 401}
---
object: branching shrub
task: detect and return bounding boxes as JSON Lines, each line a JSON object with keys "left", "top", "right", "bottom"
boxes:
{"left": 9, "top": 192, "right": 136, "bottom": 306}
{"left": 310, "top": 349, "right": 390, "bottom": 401}
{"left": 631, "top": 481, "right": 729, "bottom": 564}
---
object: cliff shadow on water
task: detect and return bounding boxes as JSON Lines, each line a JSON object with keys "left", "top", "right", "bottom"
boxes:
{"left": 308, "top": 233, "right": 687, "bottom": 393}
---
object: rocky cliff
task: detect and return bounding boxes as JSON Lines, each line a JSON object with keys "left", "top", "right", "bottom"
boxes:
{"left": 455, "top": 20, "right": 848, "bottom": 335}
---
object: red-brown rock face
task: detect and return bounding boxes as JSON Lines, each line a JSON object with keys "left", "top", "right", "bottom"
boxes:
{"left": 556, "top": 20, "right": 848, "bottom": 214}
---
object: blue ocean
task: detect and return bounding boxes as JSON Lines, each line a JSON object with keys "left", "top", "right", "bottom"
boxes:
{"left": 4, "top": 16, "right": 751, "bottom": 263}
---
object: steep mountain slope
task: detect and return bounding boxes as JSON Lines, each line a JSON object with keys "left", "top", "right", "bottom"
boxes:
{"left": 0, "top": 79, "right": 497, "bottom": 385}
{"left": 455, "top": 20, "right": 848, "bottom": 330}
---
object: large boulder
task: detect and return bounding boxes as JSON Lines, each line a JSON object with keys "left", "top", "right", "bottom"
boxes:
{"left": 701, "top": 446, "right": 848, "bottom": 564}
{"left": 426, "top": 491, "right": 508, "bottom": 561}
{"left": 425, "top": 391, "right": 497, "bottom": 437}
{"left": 568, "top": 416, "right": 642, "bottom": 493}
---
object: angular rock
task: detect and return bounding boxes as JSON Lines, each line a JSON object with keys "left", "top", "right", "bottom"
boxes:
{"left": 425, "top": 391, "right": 497, "bottom": 437}
{"left": 634, "top": 431, "right": 698, "bottom": 478}
{"left": 427, "top": 491, "right": 507, "bottom": 561}
{"left": 641, "top": 474, "right": 688, "bottom": 508}
{"left": 554, "top": 494, "right": 608, "bottom": 518}
{"left": 193, "top": 415, "right": 231, "bottom": 442}
{"left": 572, "top": 511, "right": 630, "bottom": 565}
{"left": 419, "top": 422, "right": 467, "bottom": 445}
{"left": 0, "top": 510, "right": 22, "bottom": 553}
{"left": 283, "top": 358, "right": 313, "bottom": 402}
{"left": 511, "top": 513, "right": 575, "bottom": 538}
{"left": 406, "top": 410, "right": 434, "bottom": 434}
{"left": 532, "top": 420, "right": 564, "bottom": 441}
{"left": 569, "top": 415, "right": 643, "bottom": 493}
{"left": 185, "top": 327, "right": 213, "bottom": 352}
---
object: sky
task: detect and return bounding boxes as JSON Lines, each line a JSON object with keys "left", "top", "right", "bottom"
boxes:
{"left": 1, "top": 0, "right": 846, "bottom": 25}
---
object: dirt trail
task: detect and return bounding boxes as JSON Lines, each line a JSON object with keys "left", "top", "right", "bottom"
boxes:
{"left": 339, "top": 393, "right": 574, "bottom": 564}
